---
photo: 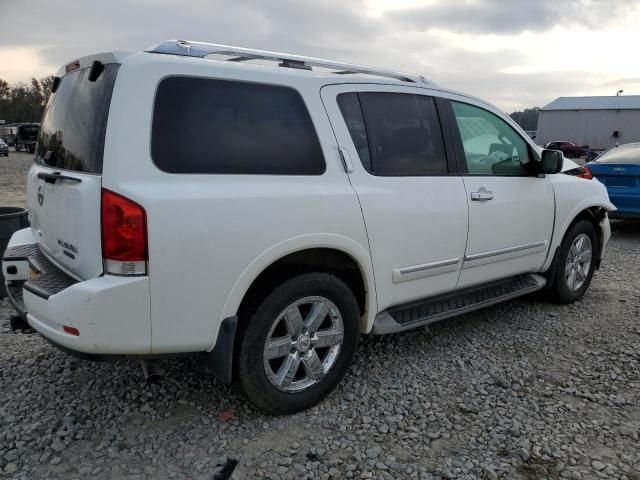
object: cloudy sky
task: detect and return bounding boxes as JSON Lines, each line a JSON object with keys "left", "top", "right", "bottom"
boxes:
{"left": 2, "top": 0, "right": 640, "bottom": 112}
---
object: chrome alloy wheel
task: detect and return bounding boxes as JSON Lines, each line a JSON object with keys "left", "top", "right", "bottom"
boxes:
{"left": 263, "top": 296, "right": 344, "bottom": 392}
{"left": 565, "top": 233, "right": 593, "bottom": 291}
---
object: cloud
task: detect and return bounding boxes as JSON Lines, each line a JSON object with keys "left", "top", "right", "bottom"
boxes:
{"left": 387, "top": 0, "right": 639, "bottom": 34}
{"left": 1, "top": 0, "right": 640, "bottom": 112}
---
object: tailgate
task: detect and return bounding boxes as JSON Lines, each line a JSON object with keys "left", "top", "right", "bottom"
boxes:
{"left": 27, "top": 60, "right": 120, "bottom": 280}
{"left": 27, "top": 164, "right": 103, "bottom": 280}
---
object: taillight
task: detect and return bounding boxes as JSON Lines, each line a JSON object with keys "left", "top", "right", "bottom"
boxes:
{"left": 564, "top": 165, "right": 594, "bottom": 180}
{"left": 577, "top": 165, "right": 594, "bottom": 180}
{"left": 101, "top": 188, "right": 148, "bottom": 275}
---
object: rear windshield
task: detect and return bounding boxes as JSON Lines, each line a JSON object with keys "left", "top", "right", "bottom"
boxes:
{"left": 596, "top": 144, "right": 640, "bottom": 164}
{"left": 35, "top": 64, "right": 120, "bottom": 174}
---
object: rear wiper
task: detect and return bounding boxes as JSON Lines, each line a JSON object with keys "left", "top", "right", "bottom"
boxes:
{"left": 37, "top": 171, "right": 82, "bottom": 184}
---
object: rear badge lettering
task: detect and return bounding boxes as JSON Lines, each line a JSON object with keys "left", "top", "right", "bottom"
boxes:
{"left": 57, "top": 239, "right": 79, "bottom": 257}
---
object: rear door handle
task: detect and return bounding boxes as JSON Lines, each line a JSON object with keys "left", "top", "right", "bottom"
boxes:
{"left": 338, "top": 147, "right": 354, "bottom": 174}
{"left": 37, "top": 171, "right": 82, "bottom": 184}
{"left": 470, "top": 190, "right": 494, "bottom": 201}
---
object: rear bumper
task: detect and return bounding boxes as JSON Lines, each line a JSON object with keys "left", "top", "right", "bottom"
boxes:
{"left": 607, "top": 191, "right": 640, "bottom": 218}
{"left": 3, "top": 228, "right": 152, "bottom": 355}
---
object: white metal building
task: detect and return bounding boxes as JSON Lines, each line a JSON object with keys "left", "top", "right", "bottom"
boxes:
{"left": 536, "top": 95, "right": 640, "bottom": 149}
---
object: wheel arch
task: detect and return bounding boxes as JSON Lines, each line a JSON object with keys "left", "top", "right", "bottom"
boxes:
{"left": 544, "top": 201, "right": 612, "bottom": 276}
{"left": 219, "top": 234, "right": 377, "bottom": 336}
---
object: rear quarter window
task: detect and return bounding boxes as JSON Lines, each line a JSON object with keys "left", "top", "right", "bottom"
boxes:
{"left": 151, "top": 77, "right": 325, "bottom": 175}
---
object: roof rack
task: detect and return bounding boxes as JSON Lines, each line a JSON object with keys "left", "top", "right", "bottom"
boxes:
{"left": 146, "top": 40, "right": 430, "bottom": 84}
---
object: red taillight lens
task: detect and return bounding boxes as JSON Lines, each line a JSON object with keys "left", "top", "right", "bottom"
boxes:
{"left": 101, "top": 189, "right": 147, "bottom": 275}
{"left": 577, "top": 166, "right": 594, "bottom": 180}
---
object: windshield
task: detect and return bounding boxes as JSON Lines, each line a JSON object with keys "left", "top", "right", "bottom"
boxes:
{"left": 596, "top": 144, "right": 640, "bottom": 164}
{"left": 36, "top": 63, "right": 119, "bottom": 173}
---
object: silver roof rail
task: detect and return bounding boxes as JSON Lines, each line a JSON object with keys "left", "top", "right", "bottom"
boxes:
{"left": 146, "top": 40, "right": 430, "bottom": 84}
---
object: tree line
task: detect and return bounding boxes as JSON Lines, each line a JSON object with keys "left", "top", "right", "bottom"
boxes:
{"left": 1, "top": 73, "right": 542, "bottom": 133}
{"left": 509, "top": 107, "right": 540, "bottom": 132}
{"left": 0, "top": 76, "right": 55, "bottom": 125}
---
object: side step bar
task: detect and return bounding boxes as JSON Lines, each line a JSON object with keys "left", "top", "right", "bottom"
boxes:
{"left": 372, "top": 274, "right": 546, "bottom": 334}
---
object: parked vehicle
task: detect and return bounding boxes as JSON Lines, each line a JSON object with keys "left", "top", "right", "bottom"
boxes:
{"left": 12, "top": 123, "right": 39, "bottom": 153}
{"left": 0, "top": 125, "right": 17, "bottom": 146}
{"left": 2, "top": 41, "right": 615, "bottom": 414}
{"left": 1, "top": 123, "right": 39, "bottom": 153}
{"left": 586, "top": 143, "right": 640, "bottom": 219}
{"left": 545, "top": 140, "right": 598, "bottom": 160}
{"left": 0, "top": 139, "right": 8, "bottom": 157}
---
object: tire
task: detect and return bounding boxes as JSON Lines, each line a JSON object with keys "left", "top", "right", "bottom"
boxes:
{"left": 550, "top": 219, "right": 598, "bottom": 304}
{"left": 236, "top": 272, "right": 360, "bottom": 414}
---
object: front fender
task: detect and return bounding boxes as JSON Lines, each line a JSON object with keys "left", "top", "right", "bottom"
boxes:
{"left": 543, "top": 174, "right": 615, "bottom": 271}
{"left": 217, "top": 233, "right": 378, "bottom": 342}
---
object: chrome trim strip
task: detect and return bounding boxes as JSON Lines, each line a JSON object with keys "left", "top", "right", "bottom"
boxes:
{"left": 464, "top": 241, "right": 546, "bottom": 262}
{"left": 399, "top": 258, "right": 460, "bottom": 275}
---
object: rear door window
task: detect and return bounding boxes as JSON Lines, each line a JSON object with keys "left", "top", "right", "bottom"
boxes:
{"left": 337, "top": 92, "right": 447, "bottom": 176}
{"left": 36, "top": 64, "right": 120, "bottom": 174}
{"left": 151, "top": 77, "right": 325, "bottom": 175}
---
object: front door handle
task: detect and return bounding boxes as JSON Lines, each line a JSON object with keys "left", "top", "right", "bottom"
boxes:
{"left": 470, "top": 189, "right": 494, "bottom": 201}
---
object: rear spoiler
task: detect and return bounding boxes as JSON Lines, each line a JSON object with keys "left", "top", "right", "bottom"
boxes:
{"left": 55, "top": 51, "right": 131, "bottom": 78}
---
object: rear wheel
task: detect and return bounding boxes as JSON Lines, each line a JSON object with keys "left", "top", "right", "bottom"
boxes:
{"left": 550, "top": 220, "right": 598, "bottom": 303}
{"left": 236, "top": 272, "right": 360, "bottom": 414}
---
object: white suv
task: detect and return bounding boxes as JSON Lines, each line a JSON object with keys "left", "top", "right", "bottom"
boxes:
{"left": 2, "top": 40, "right": 614, "bottom": 414}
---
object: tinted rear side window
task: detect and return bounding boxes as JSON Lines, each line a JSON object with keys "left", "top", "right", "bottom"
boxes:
{"left": 152, "top": 77, "right": 325, "bottom": 175}
{"left": 36, "top": 64, "right": 119, "bottom": 173}
{"left": 338, "top": 92, "right": 447, "bottom": 176}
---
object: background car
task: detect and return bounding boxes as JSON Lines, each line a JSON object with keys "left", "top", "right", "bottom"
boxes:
{"left": 0, "top": 139, "right": 9, "bottom": 157}
{"left": 545, "top": 140, "right": 598, "bottom": 160}
{"left": 586, "top": 143, "right": 640, "bottom": 219}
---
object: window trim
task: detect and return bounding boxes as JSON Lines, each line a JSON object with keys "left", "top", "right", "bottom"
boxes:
{"left": 150, "top": 75, "right": 326, "bottom": 176}
{"left": 444, "top": 99, "right": 539, "bottom": 177}
{"left": 337, "top": 91, "right": 454, "bottom": 177}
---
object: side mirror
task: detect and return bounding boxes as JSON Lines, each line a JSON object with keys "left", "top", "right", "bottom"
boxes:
{"left": 541, "top": 149, "right": 564, "bottom": 174}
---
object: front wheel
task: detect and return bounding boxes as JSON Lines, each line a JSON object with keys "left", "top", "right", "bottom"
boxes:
{"left": 236, "top": 272, "right": 360, "bottom": 414}
{"left": 550, "top": 220, "right": 598, "bottom": 303}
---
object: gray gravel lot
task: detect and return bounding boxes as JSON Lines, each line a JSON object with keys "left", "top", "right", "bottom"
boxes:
{"left": 1, "top": 151, "right": 639, "bottom": 479}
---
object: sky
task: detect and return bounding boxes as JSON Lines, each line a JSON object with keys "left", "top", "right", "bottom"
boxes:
{"left": 2, "top": 0, "right": 640, "bottom": 112}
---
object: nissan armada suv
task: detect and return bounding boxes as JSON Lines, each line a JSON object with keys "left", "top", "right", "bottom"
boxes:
{"left": 2, "top": 40, "right": 614, "bottom": 414}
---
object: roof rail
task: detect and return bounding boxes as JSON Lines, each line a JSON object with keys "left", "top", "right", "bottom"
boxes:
{"left": 146, "top": 40, "right": 430, "bottom": 84}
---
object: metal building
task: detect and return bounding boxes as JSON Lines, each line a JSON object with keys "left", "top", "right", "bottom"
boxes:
{"left": 536, "top": 95, "right": 640, "bottom": 150}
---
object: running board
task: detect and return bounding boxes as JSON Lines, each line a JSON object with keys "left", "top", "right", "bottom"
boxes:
{"left": 372, "top": 274, "right": 546, "bottom": 334}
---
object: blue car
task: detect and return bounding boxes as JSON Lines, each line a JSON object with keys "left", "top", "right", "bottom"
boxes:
{"left": 586, "top": 143, "right": 640, "bottom": 219}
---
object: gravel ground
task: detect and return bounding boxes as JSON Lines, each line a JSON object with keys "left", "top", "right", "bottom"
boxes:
{"left": 1, "top": 155, "right": 639, "bottom": 479}
{"left": 0, "top": 150, "right": 31, "bottom": 208}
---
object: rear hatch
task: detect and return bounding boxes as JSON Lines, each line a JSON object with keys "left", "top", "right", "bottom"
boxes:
{"left": 27, "top": 61, "right": 120, "bottom": 280}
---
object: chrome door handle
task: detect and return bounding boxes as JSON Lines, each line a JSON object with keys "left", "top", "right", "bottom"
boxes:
{"left": 470, "top": 190, "right": 494, "bottom": 201}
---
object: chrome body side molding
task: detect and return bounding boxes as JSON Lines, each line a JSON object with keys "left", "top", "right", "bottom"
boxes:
{"left": 392, "top": 258, "right": 460, "bottom": 284}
